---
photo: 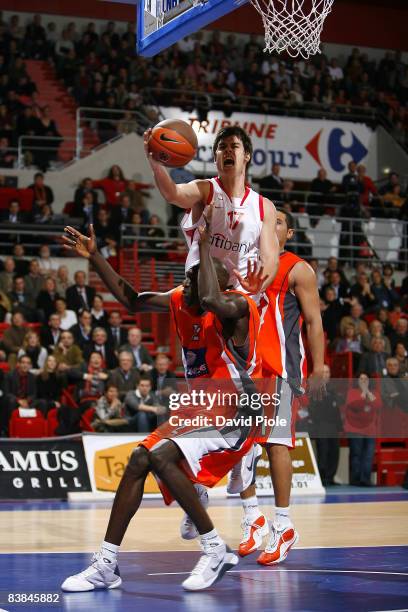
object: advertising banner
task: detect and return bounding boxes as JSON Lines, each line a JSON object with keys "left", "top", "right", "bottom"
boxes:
{"left": 161, "top": 107, "right": 375, "bottom": 182}
{"left": 0, "top": 437, "right": 91, "bottom": 499}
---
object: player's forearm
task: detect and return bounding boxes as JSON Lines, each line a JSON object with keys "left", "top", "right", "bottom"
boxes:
{"left": 90, "top": 251, "right": 139, "bottom": 312}
{"left": 198, "top": 241, "right": 222, "bottom": 309}
{"left": 260, "top": 252, "right": 279, "bottom": 292}
{"left": 306, "top": 318, "right": 325, "bottom": 373}
{"left": 150, "top": 164, "right": 179, "bottom": 204}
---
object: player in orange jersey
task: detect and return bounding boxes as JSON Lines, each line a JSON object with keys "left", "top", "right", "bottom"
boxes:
{"left": 230, "top": 208, "right": 325, "bottom": 565}
{"left": 61, "top": 212, "right": 266, "bottom": 592}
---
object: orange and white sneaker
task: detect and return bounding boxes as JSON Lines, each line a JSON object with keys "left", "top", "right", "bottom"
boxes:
{"left": 257, "top": 522, "right": 299, "bottom": 566}
{"left": 238, "top": 514, "right": 269, "bottom": 557}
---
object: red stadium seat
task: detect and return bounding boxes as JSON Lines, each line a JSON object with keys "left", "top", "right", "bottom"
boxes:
{"left": 80, "top": 407, "right": 95, "bottom": 432}
{"left": 9, "top": 409, "right": 47, "bottom": 438}
{"left": 46, "top": 408, "right": 59, "bottom": 437}
{"left": 0, "top": 362, "right": 10, "bottom": 372}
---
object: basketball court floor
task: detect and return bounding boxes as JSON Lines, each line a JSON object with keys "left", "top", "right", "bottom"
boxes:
{"left": 1, "top": 487, "right": 407, "bottom": 611}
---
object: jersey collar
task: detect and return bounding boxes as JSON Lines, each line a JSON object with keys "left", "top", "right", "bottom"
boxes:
{"left": 215, "top": 177, "right": 250, "bottom": 207}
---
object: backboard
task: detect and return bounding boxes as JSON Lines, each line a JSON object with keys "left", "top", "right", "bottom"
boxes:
{"left": 137, "top": 0, "right": 248, "bottom": 57}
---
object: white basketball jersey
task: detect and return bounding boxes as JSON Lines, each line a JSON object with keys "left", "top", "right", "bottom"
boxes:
{"left": 181, "top": 177, "right": 264, "bottom": 291}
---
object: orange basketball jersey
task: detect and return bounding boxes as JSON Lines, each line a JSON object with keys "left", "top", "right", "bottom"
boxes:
{"left": 170, "top": 286, "right": 261, "bottom": 380}
{"left": 258, "top": 251, "right": 307, "bottom": 383}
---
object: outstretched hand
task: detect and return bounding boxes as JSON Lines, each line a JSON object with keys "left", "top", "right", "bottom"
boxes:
{"left": 62, "top": 225, "right": 97, "bottom": 259}
{"left": 233, "top": 260, "right": 267, "bottom": 295}
{"left": 198, "top": 202, "right": 214, "bottom": 244}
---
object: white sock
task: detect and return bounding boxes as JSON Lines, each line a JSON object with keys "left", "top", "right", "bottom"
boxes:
{"left": 274, "top": 506, "right": 292, "bottom": 528}
{"left": 100, "top": 541, "right": 119, "bottom": 563}
{"left": 200, "top": 528, "right": 224, "bottom": 552}
{"left": 242, "top": 495, "right": 261, "bottom": 523}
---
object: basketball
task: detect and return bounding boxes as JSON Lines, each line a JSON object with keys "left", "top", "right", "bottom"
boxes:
{"left": 148, "top": 119, "right": 198, "bottom": 167}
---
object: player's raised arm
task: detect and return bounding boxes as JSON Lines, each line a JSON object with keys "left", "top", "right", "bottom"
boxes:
{"left": 63, "top": 225, "right": 172, "bottom": 313}
{"left": 197, "top": 205, "right": 248, "bottom": 320}
{"left": 144, "top": 129, "right": 209, "bottom": 209}
{"left": 259, "top": 198, "right": 280, "bottom": 291}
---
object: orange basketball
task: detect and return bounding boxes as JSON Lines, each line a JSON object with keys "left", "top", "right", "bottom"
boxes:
{"left": 148, "top": 119, "right": 198, "bottom": 167}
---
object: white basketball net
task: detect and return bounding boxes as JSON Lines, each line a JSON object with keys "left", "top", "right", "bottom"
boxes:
{"left": 249, "top": 0, "right": 334, "bottom": 59}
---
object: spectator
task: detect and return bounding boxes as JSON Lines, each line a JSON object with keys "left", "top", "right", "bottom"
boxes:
{"left": 91, "top": 165, "right": 128, "bottom": 206}
{"left": 83, "top": 326, "right": 118, "bottom": 369}
{"left": 0, "top": 200, "right": 28, "bottom": 224}
{"left": 92, "top": 385, "right": 126, "bottom": 432}
{"left": 120, "top": 327, "right": 154, "bottom": 372}
{"left": 53, "top": 330, "right": 83, "bottom": 372}
{"left": 358, "top": 337, "right": 389, "bottom": 377}
{"left": 258, "top": 162, "right": 283, "bottom": 195}
{"left": 70, "top": 351, "right": 108, "bottom": 411}
{"left": 108, "top": 350, "right": 141, "bottom": 401}
{"left": 66, "top": 270, "right": 96, "bottom": 313}
{"left": 357, "top": 164, "right": 377, "bottom": 208}
{"left": 91, "top": 294, "right": 108, "bottom": 327}
{"left": 124, "top": 375, "right": 165, "bottom": 432}
{"left": 7, "top": 276, "right": 36, "bottom": 321}
{"left": 309, "top": 364, "right": 343, "bottom": 486}
{"left": 55, "top": 297, "right": 77, "bottom": 330}
{"left": 376, "top": 306, "right": 395, "bottom": 337}
{"left": 0, "top": 257, "right": 15, "bottom": 294}
{"left": 309, "top": 168, "right": 336, "bottom": 219}
{"left": 73, "top": 177, "right": 99, "bottom": 215}
{"left": 36, "top": 105, "right": 61, "bottom": 170}
{"left": 349, "top": 271, "right": 377, "bottom": 311}
{"left": 70, "top": 309, "right": 93, "bottom": 350}
{"left": 334, "top": 323, "right": 362, "bottom": 354}
{"left": 25, "top": 15, "right": 47, "bottom": 59}
{"left": 0, "top": 288, "right": 11, "bottom": 321}
{"left": 394, "top": 342, "right": 408, "bottom": 377}
{"left": 142, "top": 214, "right": 166, "bottom": 258}
{"left": 112, "top": 193, "right": 134, "bottom": 226}
{"left": 381, "top": 357, "right": 408, "bottom": 414}
{"left": 323, "top": 256, "right": 348, "bottom": 285}
{"left": 370, "top": 269, "right": 399, "bottom": 310}
{"left": 381, "top": 184, "right": 406, "bottom": 214}
{"left": 388, "top": 318, "right": 408, "bottom": 352}
{"left": 2, "top": 311, "right": 26, "bottom": 364}
{"left": 12, "top": 245, "right": 30, "bottom": 277}
{"left": 362, "top": 320, "right": 392, "bottom": 354}
{"left": 55, "top": 265, "right": 71, "bottom": 297}
{"left": 17, "top": 330, "right": 47, "bottom": 374}
{"left": 38, "top": 245, "right": 59, "bottom": 277}
{"left": 40, "top": 312, "right": 62, "bottom": 352}
{"left": 106, "top": 310, "right": 127, "bottom": 351}
{"left": 340, "top": 301, "right": 368, "bottom": 337}
{"left": 93, "top": 207, "right": 116, "bottom": 249}
{"left": 321, "top": 270, "right": 350, "bottom": 300}
{"left": 24, "top": 259, "right": 43, "bottom": 303}
{"left": 150, "top": 353, "right": 177, "bottom": 415}
{"left": 379, "top": 171, "right": 400, "bottom": 196}
{"left": 346, "top": 374, "right": 380, "bottom": 486}
{"left": 3, "top": 355, "right": 37, "bottom": 424}
{"left": 36, "top": 277, "right": 60, "bottom": 321}
{"left": 341, "top": 160, "right": 359, "bottom": 194}
{"left": 321, "top": 287, "right": 345, "bottom": 342}
{"left": 28, "top": 172, "right": 54, "bottom": 216}
{"left": 36, "top": 354, "right": 66, "bottom": 417}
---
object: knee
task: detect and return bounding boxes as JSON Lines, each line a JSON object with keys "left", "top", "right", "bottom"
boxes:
{"left": 267, "top": 444, "right": 290, "bottom": 461}
{"left": 125, "top": 445, "right": 150, "bottom": 477}
{"left": 150, "top": 445, "right": 172, "bottom": 476}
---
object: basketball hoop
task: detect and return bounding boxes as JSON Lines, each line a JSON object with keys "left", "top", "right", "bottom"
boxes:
{"left": 249, "top": 0, "right": 334, "bottom": 59}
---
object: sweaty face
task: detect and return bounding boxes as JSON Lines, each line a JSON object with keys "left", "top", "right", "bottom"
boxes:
{"left": 214, "top": 136, "right": 249, "bottom": 175}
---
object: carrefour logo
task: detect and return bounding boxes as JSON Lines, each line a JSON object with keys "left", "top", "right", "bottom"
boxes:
{"left": 306, "top": 128, "right": 368, "bottom": 172}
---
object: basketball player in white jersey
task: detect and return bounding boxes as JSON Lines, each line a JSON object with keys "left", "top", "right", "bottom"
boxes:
{"left": 144, "top": 125, "right": 280, "bottom": 294}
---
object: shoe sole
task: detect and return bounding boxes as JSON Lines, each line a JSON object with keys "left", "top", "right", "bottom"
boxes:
{"left": 182, "top": 553, "right": 239, "bottom": 591}
{"left": 257, "top": 532, "right": 299, "bottom": 566}
{"left": 239, "top": 521, "right": 270, "bottom": 557}
{"left": 227, "top": 445, "right": 263, "bottom": 495}
{"left": 61, "top": 577, "right": 122, "bottom": 592}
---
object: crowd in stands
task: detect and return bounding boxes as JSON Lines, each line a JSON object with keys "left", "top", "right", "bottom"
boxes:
{"left": 0, "top": 12, "right": 407, "bottom": 169}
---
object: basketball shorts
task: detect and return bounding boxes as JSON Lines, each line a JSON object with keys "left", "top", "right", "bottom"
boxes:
{"left": 258, "top": 373, "right": 296, "bottom": 448}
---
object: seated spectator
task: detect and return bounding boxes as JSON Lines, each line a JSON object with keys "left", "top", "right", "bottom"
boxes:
{"left": 53, "top": 330, "right": 83, "bottom": 372}
{"left": 309, "top": 364, "right": 343, "bottom": 486}
{"left": 55, "top": 265, "right": 71, "bottom": 297}
{"left": 70, "top": 309, "right": 93, "bottom": 350}
{"left": 379, "top": 171, "right": 400, "bottom": 196}
{"left": 142, "top": 214, "right": 166, "bottom": 258}
{"left": 38, "top": 245, "right": 59, "bottom": 277}
{"left": 3, "top": 355, "right": 38, "bottom": 427}
{"left": 362, "top": 320, "right": 392, "bottom": 354}
{"left": 12, "top": 244, "right": 30, "bottom": 277}
{"left": 73, "top": 177, "right": 99, "bottom": 216}
{"left": 108, "top": 350, "right": 141, "bottom": 401}
{"left": 28, "top": 172, "right": 54, "bottom": 216}
{"left": 0, "top": 199, "right": 28, "bottom": 224}
{"left": 394, "top": 342, "right": 408, "bottom": 377}
{"left": 70, "top": 351, "right": 108, "bottom": 411}
{"left": 2, "top": 311, "right": 27, "bottom": 365}
{"left": 93, "top": 208, "right": 117, "bottom": 249}
{"left": 324, "top": 257, "right": 348, "bottom": 285}
{"left": 17, "top": 330, "right": 47, "bottom": 374}
{"left": 40, "top": 312, "right": 62, "bottom": 352}
{"left": 106, "top": 310, "right": 127, "bottom": 351}
{"left": 309, "top": 168, "right": 336, "bottom": 219}
{"left": 36, "top": 277, "right": 60, "bottom": 321}
{"left": 257, "top": 162, "right": 283, "bottom": 195}
{"left": 92, "top": 385, "right": 126, "bottom": 432}
{"left": 321, "top": 287, "right": 345, "bottom": 342}
{"left": 66, "top": 270, "right": 96, "bottom": 313}
{"left": 55, "top": 297, "right": 77, "bottom": 330}
{"left": 357, "top": 164, "right": 377, "bottom": 208}
{"left": 335, "top": 323, "right": 362, "bottom": 354}
{"left": 83, "top": 326, "right": 118, "bottom": 369}
{"left": 388, "top": 318, "right": 408, "bottom": 352}
{"left": 346, "top": 373, "right": 380, "bottom": 486}
{"left": 340, "top": 301, "right": 368, "bottom": 337}
{"left": 91, "top": 165, "right": 128, "bottom": 206}
{"left": 376, "top": 307, "right": 395, "bottom": 337}
{"left": 124, "top": 375, "right": 165, "bottom": 432}
{"left": 122, "top": 179, "right": 152, "bottom": 218}
{"left": 0, "top": 257, "right": 16, "bottom": 294}
{"left": 8, "top": 276, "right": 37, "bottom": 322}
{"left": 150, "top": 353, "right": 177, "bottom": 415}
{"left": 24, "top": 259, "right": 43, "bottom": 302}
{"left": 112, "top": 193, "right": 134, "bottom": 226}
{"left": 358, "top": 337, "right": 389, "bottom": 377}
{"left": 321, "top": 270, "right": 350, "bottom": 300}
{"left": 350, "top": 271, "right": 377, "bottom": 312}
{"left": 370, "top": 269, "right": 399, "bottom": 310}
{"left": 36, "top": 354, "right": 66, "bottom": 416}
{"left": 0, "top": 288, "right": 11, "bottom": 321}
{"left": 381, "top": 358, "right": 408, "bottom": 414}
{"left": 381, "top": 184, "right": 406, "bottom": 213}
{"left": 0, "top": 136, "right": 16, "bottom": 168}
{"left": 34, "top": 203, "right": 55, "bottom": 224}
{"left": 91, "top": 294, "right": 107, "bottom": 327}
{"left": 120, "top": 327, "right": 154, "bottom": 372}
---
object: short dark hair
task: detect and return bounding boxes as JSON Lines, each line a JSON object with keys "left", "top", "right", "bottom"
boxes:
{"left": 276, "top": 207, "right": 295, "bottom": 230}
{"left": 212, "top": 126, "right": 253, "bottom": 167}
{"left": 139, "top": 374, "right": 152, "bottom": 384}
{"left": 34, "top": 172, "right": 43, "bottom": 180}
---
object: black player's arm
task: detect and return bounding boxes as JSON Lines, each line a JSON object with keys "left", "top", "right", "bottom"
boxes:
{"left": 198, "top": 240, "right": 248, "bottom": 320}
{"left": 90, "top": 252, "right": 172, "bottom": 313}
{"left": 292, "top": 261, "right": 325, "bottom": 375}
